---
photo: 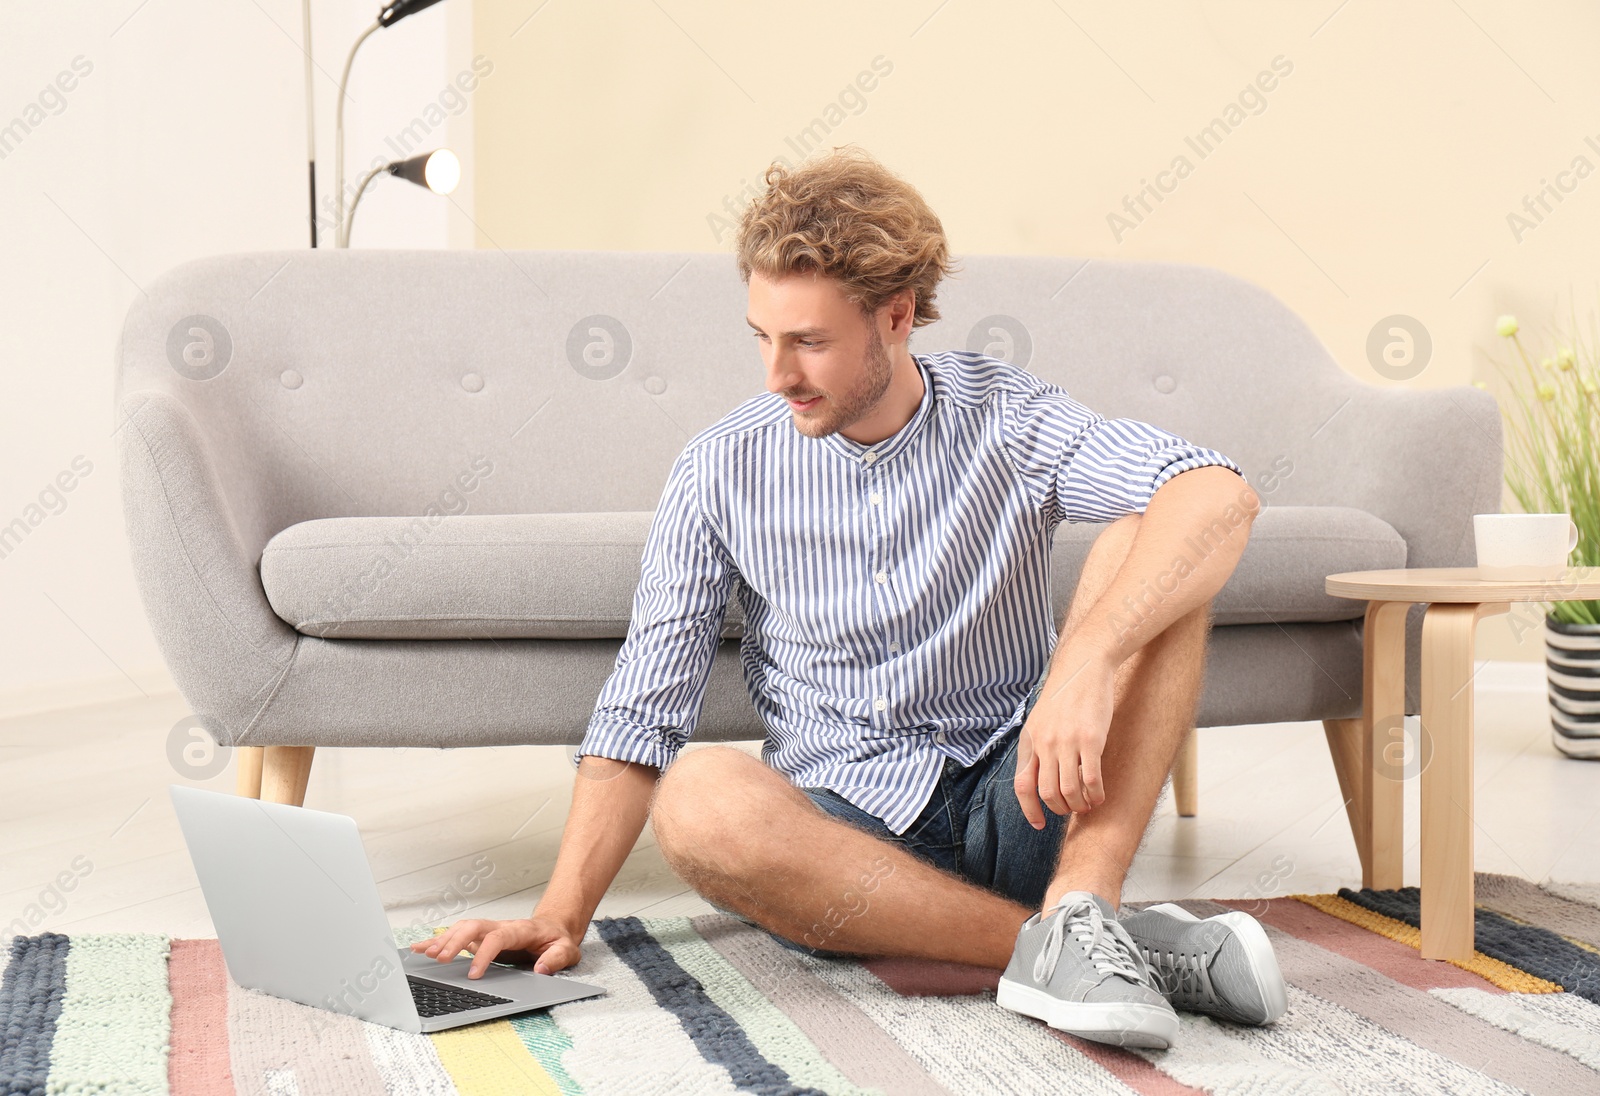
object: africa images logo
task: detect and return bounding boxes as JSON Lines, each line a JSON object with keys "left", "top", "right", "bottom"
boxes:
{"left": 166, "top": 314, "right": 232, "bottom": 381}
{"left": 566, "top": 315, "right": 632, "bottom": 381}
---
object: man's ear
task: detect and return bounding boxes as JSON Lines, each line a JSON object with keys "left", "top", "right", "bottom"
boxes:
{"left": 880, "top": 288, "right": 916, "bottom": 342}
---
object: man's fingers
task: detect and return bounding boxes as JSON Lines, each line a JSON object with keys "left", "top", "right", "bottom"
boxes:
{"left": 1058, "top": 754, "right": 1088, "bottom": 814}
{"left": 412, "top": 918, "right": 577, "bottom": 980}
{"left": 421, "top": 923, "right": 477, "bottom": 961}
{"left": 423, "top": 921, "right": 498, "bottom": 967}
{"left": 1036, "top": 751, "right": 1071, "bottom": 817}
{"left": 534, "top": 940, "right": 578, "bottom": 975}
{"left": 1013, "top": 751, "right": 1046, "bottom": 829}
{"left": 1080, "top": 751, "right": 1106, "bottom": 808}
{"left": 1039, "top": 776, "right": 1068, "bottom": 818}
{"left": 467, "top": 931, "right": 505, "bottom": 979}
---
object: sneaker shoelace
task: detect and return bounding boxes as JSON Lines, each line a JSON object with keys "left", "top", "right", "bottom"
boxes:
{"left": 1139, "top": 944, "right": 1217, "bottom": 1008}
{"left": 1033, "top": 895, "right": 1156, "bottom": 989}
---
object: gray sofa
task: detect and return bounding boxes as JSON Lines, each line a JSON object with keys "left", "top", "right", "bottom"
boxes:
{"left": 115, "top": 250, "right": 1502, "bottom": 809}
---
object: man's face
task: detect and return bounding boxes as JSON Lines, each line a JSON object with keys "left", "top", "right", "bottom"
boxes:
{"left": 747, "top": 269, "right": 896, "bottom": 440}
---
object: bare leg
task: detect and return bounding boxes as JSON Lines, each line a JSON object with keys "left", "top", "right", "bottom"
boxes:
{"left": 1040, "top": 519, "right": 1214, "bottom": 911}
{"left": 651, "top": 514, "right": 1211, "bottom": 967}
{"left": 652, "top": 746, "right": 1033, "bottom": 967}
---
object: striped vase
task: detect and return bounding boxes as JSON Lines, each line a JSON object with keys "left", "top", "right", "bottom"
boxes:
{"left": 1546, "top": 615, "right": 1600, "bottom": 759}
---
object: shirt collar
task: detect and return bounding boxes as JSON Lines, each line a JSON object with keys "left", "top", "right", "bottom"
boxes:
{"left": 819, "top": 351, "right": 936, "bottom": 467}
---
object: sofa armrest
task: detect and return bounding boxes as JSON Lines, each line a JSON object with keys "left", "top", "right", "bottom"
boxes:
{"left": 118, "top": 390, "right": 300, "bottom": 744}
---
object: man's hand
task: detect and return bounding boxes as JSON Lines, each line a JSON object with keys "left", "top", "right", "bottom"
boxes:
{"left": 414, "top": 755, "right": 657, "bottom": 981}
{"left": 409, "top": 916, "right": 583, "bottom": 979}
{"left": 1014, "top": 652, "right": 1118, "bottom": 824}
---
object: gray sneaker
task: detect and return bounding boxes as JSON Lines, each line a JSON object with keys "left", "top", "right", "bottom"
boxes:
{"left": 996, "top": 891, "right": 1179, "bottom": 1049}
{"left": 1118, "top": 903, "right": 1288, "bottom": 1025}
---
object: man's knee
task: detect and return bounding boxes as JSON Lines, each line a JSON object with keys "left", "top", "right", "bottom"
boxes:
{"left": 650, "top": 746, "right": 777, "bottom": 876}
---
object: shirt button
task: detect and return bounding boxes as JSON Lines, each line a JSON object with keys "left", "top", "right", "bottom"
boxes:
{"left": 874, "top": 570, "right": 887, "bottom": 584}
{"left": 870, "top": 492, "right": 882, "bottom": 505}
{"left": 934, "top": 730, "right": 948, "bottom": 745}
{"left": 874, "top": 696, "right": 887, "bottom": 711}
{"left": 889, "top": 640, "right": 901, "bottom": 652}
{"left": 863, "top": 452, "right": 878, "bottom": 465}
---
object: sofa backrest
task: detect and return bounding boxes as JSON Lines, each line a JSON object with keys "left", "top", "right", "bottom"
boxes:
{"left": 117, "top": 249, "right": 1500, "bottom": 567}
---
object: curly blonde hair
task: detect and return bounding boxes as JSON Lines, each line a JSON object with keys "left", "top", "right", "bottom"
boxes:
{"left": 734, "top": 145, "right": 958, "bottom": 329}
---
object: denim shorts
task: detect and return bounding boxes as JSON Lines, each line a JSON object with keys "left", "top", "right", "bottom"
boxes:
{"left": 714, "top": 667, "right": 1067, "bottom": 957}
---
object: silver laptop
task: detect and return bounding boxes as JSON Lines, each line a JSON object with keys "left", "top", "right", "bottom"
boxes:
{"left": 170, "top": 784, "right": 605, "bottom": 1032}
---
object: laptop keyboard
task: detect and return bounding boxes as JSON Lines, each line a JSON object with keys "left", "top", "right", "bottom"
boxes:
{"left": 407, "top": 975, "right": 514, "bottom": 1018}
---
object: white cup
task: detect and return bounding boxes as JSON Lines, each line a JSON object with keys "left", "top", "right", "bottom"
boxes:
{"left": 1473, "top": 513, "right": 1579, "bottom": 579}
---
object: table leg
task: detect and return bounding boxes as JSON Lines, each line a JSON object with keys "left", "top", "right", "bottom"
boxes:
{"left": 1419, "top": 601, "right": 1508, "bottom": 960}
{"left": 1364, "top": 600, "right": 1409, "bottom": 890}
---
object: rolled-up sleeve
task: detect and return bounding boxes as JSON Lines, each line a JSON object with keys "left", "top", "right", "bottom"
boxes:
{"left": 1001, "top": 382, "right": 1244, "bottom": 525}
{"left": 573, "top": 446, "right": 736, "bottom": 771}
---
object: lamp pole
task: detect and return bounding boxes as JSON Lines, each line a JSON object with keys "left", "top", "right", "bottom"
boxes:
{"left": 302, "top": 0, "right": 317, "bottom": 246}
{"left": 334, "top": 19, "right": 382, "bottom": 249}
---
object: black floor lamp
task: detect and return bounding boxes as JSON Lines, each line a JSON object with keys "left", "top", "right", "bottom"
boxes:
{"left": 304, "top": 0, "right": 456, "bottom": 247}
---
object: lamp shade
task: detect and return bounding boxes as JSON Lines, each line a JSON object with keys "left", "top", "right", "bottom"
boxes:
{"left": 388, "top": 149, "right": 460, "bottom": 195}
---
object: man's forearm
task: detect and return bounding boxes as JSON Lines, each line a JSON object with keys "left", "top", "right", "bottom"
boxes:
{"left": 532, "top": 756, "right": 659, "bottom": 933}
{"left": 1050, "top": 466, "right": 1259, "bottom": 680}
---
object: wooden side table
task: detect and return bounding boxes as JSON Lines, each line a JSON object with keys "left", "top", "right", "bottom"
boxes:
{"left": 1324, "top": 567, "right": 1600, "bottom": 960}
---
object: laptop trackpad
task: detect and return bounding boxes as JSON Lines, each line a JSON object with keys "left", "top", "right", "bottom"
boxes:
{"left": 398, "top": 947, "right": 602, "bottom": 1001}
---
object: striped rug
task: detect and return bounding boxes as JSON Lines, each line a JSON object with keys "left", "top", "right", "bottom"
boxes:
{"left": 3, "top": 873, "right": 1599, "bottom": 1094}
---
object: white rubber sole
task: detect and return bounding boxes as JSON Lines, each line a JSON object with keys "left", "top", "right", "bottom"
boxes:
{"left": 1144, "top": 903, "right": 1289, "bottom": 1024}
{"left": 996, "top": 977, "right": 1178, "bottom": 1049}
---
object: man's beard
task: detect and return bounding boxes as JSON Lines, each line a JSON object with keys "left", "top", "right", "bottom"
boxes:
{"left": 787, "top": 325, "right": 895, "bottom": 440}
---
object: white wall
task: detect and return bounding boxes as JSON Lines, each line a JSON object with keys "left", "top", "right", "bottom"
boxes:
{"left": 0, "top": 1, "right": 477, "bottom": 714}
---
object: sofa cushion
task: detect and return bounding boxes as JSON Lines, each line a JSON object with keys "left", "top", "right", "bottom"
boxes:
{"left": 259, "top": 505, "right": 1402, "bottom": 641}
{"left": 257, "top": 513, "right": 735, "bottom": 640}
{"left": 1050, "top": 504, "right": 1405, "bottom": 626}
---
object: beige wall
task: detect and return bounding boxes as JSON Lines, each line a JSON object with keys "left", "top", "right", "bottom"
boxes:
{"left": 473, "top": 0, "right": 1600, "bottom": 661}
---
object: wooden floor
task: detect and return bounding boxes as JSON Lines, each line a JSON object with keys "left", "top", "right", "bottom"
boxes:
{"left": 3, "top": 663, "right": 1596, "bottom": 939}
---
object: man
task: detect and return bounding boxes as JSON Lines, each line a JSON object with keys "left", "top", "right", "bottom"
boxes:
{"left": 412, "top": 145, "right": 1286, "bottom": 1049}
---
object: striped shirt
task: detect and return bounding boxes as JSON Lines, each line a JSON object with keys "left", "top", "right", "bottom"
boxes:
{"left": 575, "top": 350, "right": 1243, "bottom": 834}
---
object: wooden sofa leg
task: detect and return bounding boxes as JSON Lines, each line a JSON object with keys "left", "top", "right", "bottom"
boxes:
{"left": 236, "top": 746, "right": 265, "bottom": 798}
{"left": 1171, "top": 729, "right": 1198, "bottom": 817}
{"left": 260, "top": 746, "right": 316, "bottom": 807}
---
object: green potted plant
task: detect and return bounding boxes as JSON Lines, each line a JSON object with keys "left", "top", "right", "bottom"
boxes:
{"left": 1481, "top": 312, "right": 1600, "bottom": 758}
